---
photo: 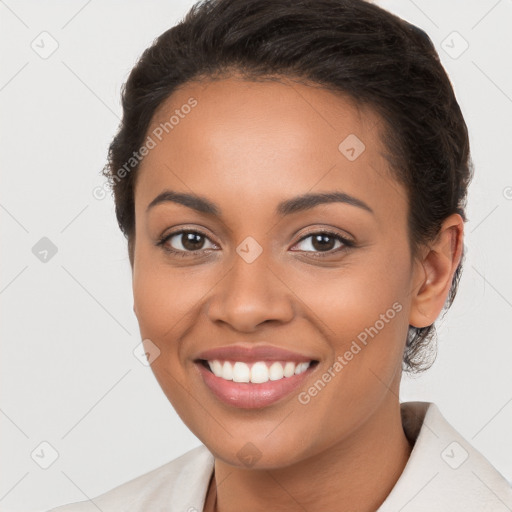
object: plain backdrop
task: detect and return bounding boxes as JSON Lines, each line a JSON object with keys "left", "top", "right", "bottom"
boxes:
{"left": 1, "top": 0, "right": 511, "bottom": 510}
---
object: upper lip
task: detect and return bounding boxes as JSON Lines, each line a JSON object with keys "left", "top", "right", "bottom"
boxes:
{"left": 194, "top": 344, "right": 317, "bottom": 363}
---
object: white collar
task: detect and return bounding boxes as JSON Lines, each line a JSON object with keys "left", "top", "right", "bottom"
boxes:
{"left": 378, "top": 401, "right": 512, "bottom": 510}
{"left": 171, "top": 401, "right": 512, "bottom": 511}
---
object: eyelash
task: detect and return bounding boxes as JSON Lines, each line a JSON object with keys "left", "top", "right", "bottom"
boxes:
{"left": 156, "top": 229, "right": 355, "bottom": 258}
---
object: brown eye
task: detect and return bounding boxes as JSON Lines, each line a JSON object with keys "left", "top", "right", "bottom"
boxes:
{"left": 309, "top": 233, "right": 337, "bottom": 251}
{"left": 291, "top": 231, "right": 353, "bottom": 255}
{"left": 180, "top": 232, "right": 206, "bottom": 251}
{"left": 160, "top": 230, "right": 216, "bottom": 254}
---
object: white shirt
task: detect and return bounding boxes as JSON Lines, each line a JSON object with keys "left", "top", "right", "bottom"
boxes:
{"left": 48, "top": 401, "right": 512, "bottom": 511}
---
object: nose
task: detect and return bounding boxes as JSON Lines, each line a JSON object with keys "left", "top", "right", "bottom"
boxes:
{"left": 205, "top": 252, "right": 295, "bottom": 332}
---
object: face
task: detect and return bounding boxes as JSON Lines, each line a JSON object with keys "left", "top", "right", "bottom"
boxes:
{"left": 132, "top": 76, "right": 420, "bottom": 468}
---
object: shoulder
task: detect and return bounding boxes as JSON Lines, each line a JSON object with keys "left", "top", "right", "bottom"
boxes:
{"left": 47, "top": 444, "right": 214, "bottom": 512}
{"left": 379, "top": 401, "right": 512, "bottom": 511}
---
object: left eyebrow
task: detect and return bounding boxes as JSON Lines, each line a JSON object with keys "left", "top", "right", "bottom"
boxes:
{"left": 146, "top": 189, "right": 374, "bottom": 216}
{"left": 276, "top": 191, "right": 374, "bottom": 216}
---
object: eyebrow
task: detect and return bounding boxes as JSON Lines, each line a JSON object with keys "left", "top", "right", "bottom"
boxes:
{"left": 146, "top": 189, "right": 374, "bottom": 216}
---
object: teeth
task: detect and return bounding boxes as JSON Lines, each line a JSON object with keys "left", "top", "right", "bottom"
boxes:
{"left": 283, "top": 362, "right": 296, "bottom": 377}
{"left": 206, "top": 360, "right": 312, "bottom": 383}
{"left": 222, "top": 361, "right": 233, "bottom": 380}
{"left": 294, "top": 362, "right": 310, "bottom": 375}
{"left": 269, "top": 362, "right": 284, "bottom": 381}
{"left": 250, "top": 362, "right": 269, "bottom": 383}
{"left": 210, "top": 360, "right": 223, "bottom": 377}
{"left": 233, "top": 361, "right": 250, "bottom": 383}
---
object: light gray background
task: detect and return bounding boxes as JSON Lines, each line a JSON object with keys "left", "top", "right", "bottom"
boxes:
{"left": 1, "top": 1, "right": 511, "bottom": 510}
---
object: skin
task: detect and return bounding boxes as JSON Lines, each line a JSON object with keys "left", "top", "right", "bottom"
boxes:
{"left": 131, "top": 76, "right": 464, "bottom": 512}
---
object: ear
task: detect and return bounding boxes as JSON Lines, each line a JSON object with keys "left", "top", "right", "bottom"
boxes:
{"left": 409, "top": 213, "right": 464, "bottom": 328}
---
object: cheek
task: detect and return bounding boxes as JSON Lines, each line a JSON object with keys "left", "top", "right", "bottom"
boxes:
{"left": 301, "top": 250, "right": 411, "bottom": 378}
{"left": 292, "top": 266, "right": 409, "bottom": 440}
{"left": 309, "top": 249, "right": 408, "bottom": 323}
{"left": 132, "top": 255, "right": 201, "bottom": 408}
{"left": 132, "top": 249, "right": 208, "bottom": 341}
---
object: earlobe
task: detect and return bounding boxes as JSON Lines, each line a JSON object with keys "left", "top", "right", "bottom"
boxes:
{"left": 409, "top": 214, "right": 464, "bottom": 328}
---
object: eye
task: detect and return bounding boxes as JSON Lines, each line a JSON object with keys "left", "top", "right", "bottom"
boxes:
{"left": 291, "top": 230, "right": 353, "bottom": 256}
{"left": 156, "top": 228, "right": 354, "bottom": 258}
{"left": 157, "top": 229, "right": 217, "bottom": 256}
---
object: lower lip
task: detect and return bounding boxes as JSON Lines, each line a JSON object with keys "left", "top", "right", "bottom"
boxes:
{"left": 196, "top": 362, "right": 316, "bottom": 409}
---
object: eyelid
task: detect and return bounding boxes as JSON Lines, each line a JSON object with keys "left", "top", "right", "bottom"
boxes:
{"left": 157, "top": 225, "right": 355, "bottom": 260}
{"left": 294, "top": 225, "right": 354, "bottom": 244}
{"left": 158, "top": 224, "right": 216, "bottom": 242}
{"left": 290, "top": 230, "right": 354, "bottom": 255}
{"left": 157, "top": 227, "right": 218, "bottom": 252}
{"left": 157, "top": 226, "right": 353, "bottom": 245}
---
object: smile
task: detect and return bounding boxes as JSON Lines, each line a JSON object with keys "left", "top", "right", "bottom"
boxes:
{"left": 206, "top": 359, "right": 312, "bottom": 383}
{"left": 195, "top": 358, "right": 319, "bottom": 409}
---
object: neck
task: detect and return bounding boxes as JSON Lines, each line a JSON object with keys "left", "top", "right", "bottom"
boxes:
{"left": 208, "top": 395, "right": 412, "bottom": 512}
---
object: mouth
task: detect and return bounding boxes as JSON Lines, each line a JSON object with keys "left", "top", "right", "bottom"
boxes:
{"left": 195, "top": 358, "right": 319, "bottom": 409}
{"left": 199, "top": 358, "right": 318, "bottom": 382}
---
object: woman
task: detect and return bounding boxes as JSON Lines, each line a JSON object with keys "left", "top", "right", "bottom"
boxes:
{"left": 49, "top": 0, "right": 512, "bottom": 510}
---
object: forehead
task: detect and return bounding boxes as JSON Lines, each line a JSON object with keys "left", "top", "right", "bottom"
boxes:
{"left": 135, "top": 76, "right": 407, "bottom": 227}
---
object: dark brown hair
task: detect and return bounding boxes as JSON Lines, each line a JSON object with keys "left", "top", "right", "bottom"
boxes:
{"left": 103, "top": 0, "right": 473, "bottom": 373}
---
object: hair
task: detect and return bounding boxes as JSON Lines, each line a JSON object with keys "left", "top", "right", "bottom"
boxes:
{"left": 102, "top": 0, "right": 473, "bottom": 373}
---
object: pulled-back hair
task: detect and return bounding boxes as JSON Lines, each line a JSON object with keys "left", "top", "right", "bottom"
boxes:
{"left": 103, "top": 0, "right": 473, "bottom": 373}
